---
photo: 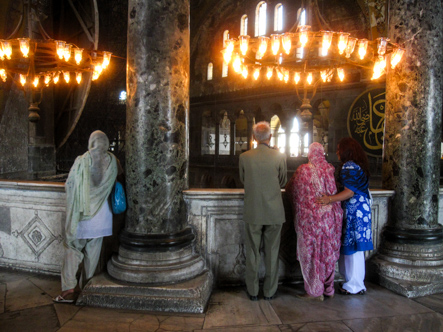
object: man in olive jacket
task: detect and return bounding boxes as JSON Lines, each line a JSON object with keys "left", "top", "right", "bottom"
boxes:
{"left": 239, "top": 121, "right": 287, "bottom": 301}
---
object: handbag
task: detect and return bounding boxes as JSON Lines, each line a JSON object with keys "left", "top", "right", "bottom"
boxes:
{"left": 111, "top": 181, "right": 127, "bottom": 214}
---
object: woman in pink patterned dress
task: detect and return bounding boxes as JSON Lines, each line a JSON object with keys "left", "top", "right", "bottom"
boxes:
{"left": 286, "top": 143, "right": 343, "bottom": 301}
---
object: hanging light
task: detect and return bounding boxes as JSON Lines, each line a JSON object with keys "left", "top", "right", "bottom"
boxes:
{"left": 307, "top": 72, "right": 313, "bottom": 85}
{"left": 337, "top": 68, "right": 345, "bottom": 81}
{"left": 358, "top": 39, "right": 368, "bottom": 60}
{"left": 345, "top": 38, "right": 357, "bottom": 58}
{"left": 222, "top": 49, "right": 232, "bottom": 64}
{"left": 239, "top": 35, "right": 250, "bottom": 55}
{"left": 294, "top": 72, "right": 300, "bottom": 84}
{"left": 225, "top": 39, "right": 235, "bottom": 54}
{"left": 102, "top": 51, "right": 112, "bottom": 68}
{"left": 372, "top": 56, "right": 387, "bottom": 80}
{"left": 55, "top": 40, "right": 65, "bottom": 59}
{"left": 271, "top": 34, "right": 280, "bottom": 55}
{"left": 76, "top": 72, "right": 82, "bottom": 84}
{"left": 277, "top": 69, "right": 284, "bottom": 81}
{"left": 266, "top": 67, "right": 273, "bottom": 79}
{"left": 232, "top": 54, "right": 242, "bottom": 73}
{"left": 338, "top": 33, "right": 349, "bottom": 55}
{"left": 391, "top": 48, "right": 405, "bottom": 69}
{"left": 321, "top": 31, "right": 333, "bottom": 55}
{"left": 257, "top": 36, "right": 269, "bottom": 58}
{"left": 299, "top": 25, "right": 310, "bottom": 48}
{"left": 2, "top": 41, "right": 12, "bottom": 59}
{"left": 0, "top": 69, "right": 7, "bottom": 82}
{"left": 20, "top": 74, "right": 26, "bottom": 86}
{"left": 74, "top": 48, "right": 83, "bottom": 65}
{"left": 377, "top": 37, "right": 388, "bottom": 56}
{"left": 284, "top": 69, "right": 289, "bottom": 83}
{"left": 241, "top": 65, "right": 248, "bottom": 79}
{"left": 63, "top": 71, "right": 70, "bottom": 83}
{"left": 253, "top": 67, "right": 260, "bottom": 80}
{"left": 18, "top": 38, "right": 30, "bottom": 58}
{"left": 92, "top": 64, "right": 103, "bottom": 80}
{"left": 32, "top": 76, "right": 39, "bottom": 88}
{"left": 282, "top": 32, "right": 292, "bottom": 54}
{"left": 63, "top": 44, "right": 72, "bottom": 62}
{"left": 53, "top": 72, "right": 60, "bottom": 84}
{"left": 321, "top": 70, "right": 328, "bottom": 82}
{"left": 44, "top": 74, "right": 51, "bottom": 86}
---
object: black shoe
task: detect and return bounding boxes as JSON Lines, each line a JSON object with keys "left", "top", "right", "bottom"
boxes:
{"left": 264, "top": 294, "right": 275, "bottom": 300}
{"left": 246, "top": 292, "right": 258, "bottom": 301}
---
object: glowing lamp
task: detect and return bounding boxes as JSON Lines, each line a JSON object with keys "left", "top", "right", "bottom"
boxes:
{"left": 338, "top": 33, "right": 349, "bottom": 55}
{"left": 299, "top": 25, "right": 310, "bottom": 48}
{"left": 241, "top": 66, "right": 248, "bottom": 79}
{"left": 63, "top": 71, "right": 70, "bottom": 83}
{"left": 53, "top": 73, "right": 60, "bottom": 84}
{"left": 321, "top": 31, "right": 333, "bottom": 55}
{"left": 33, "top": 76, "right": 39, "bottom": 88}
{"left": 266, "top": 67, "right": 273, "bottom": 80}
{"left": 345, "top": 38, "right": 357, "bottom": 58}
{"left": 18, "top": 38, "right": 30, "bottom": 58}
{"left": 391, "top": 48, "right": 405, "bottom": 69}
{"left": 294, "top": 72, "right": 300, "bottom": 84}
{"left": 271, "top": 34, "right": 280, "bottom": 55}
{"left": 63, "top": 44, "right": 71, "bottom": 62}
{"left": 358, "top": 39, "right": 368, "bottom": 60}
{"left": 76, "top": 72, "right": 82, "bottom": 84}
{"left": 253, "top": 67, "right": 260, "bottom": 80}
{"left": 307, "top": 72, "right": 313, "bottom": 85}
{"left": 0, "top": 69, "right": 6, "bottom": 82}
{"left": 377, "top": 37, "right": 388, "bottom": 56}
{"left": 232, "top": 54, "right": 242, "bottom": 73}
{"left": 2, "top": 41, "right": 12, "bottom": 59}
{"left": 337, "top": 68, "right": 345, "bottom": 81}
{"left": 102, "top": 51, "right": 112, "bottom": 68}
{"left": 282, "top": 33, "right": 292, "bottom": 54}
{"left": 239, "top": 35, "right": 250, "bottom": 56}
{"left": 55, "top": 40, "right": 65, "bottom": 60}
{"left": 44, "top": 75, "right": 51, "bottom": 86}
{"left": 257, "top": 36, "right": 269, "bottom": 57}
{"left": 74, "top": 48, "right": 83, "bottom": 65}
{"left": 20, "top": 74, "right": 26, "bottom": 86}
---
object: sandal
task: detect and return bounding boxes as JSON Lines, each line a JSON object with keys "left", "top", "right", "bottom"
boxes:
{"left": 53, "top": 294, "right": 75, "bottom": 304}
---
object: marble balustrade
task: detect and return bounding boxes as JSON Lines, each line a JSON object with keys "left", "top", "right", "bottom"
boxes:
{"left": 1, "top": 180, "right": 436, "bottom": 285}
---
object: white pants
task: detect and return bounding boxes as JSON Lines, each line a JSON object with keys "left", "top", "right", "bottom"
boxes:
{"left": 61, "top": 237, "right": 103, "bottom": 291}
{"left": 338, "top": 251, "right": 366, "bottom": 294}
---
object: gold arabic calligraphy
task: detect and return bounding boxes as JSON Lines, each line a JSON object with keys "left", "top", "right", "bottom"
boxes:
{"left": 348, "top": 91, "right": 385, "bottom": 155}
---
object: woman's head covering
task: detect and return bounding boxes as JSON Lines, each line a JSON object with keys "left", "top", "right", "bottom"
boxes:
{"left": 88, "top": 130, "right": 110, "bottom": 153}
{"left": 307, "top": 142, "right": 327, "bottom": 167}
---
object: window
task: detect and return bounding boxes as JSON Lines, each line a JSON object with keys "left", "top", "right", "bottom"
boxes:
{"left": 298, "top": 8, "right": 306, "bottom": 26}
{"left": 235, "top": 110, "right": 248, "bottom": 155}
{"left": 255, "top": 2, "right": 267, "bottom": 37}
{"left": 289, "top": 117, "right": 301, "bottom": 157}
{"left": 207, "top": 63, "right": 213, "bottom": 80}
{"left": 219, "top": 111, "right": 231, "bottom": 155}
{"left": 201, "top": 111, "right": 216, "bottom": 155}
{"left": 270, "top": 115, "right": 285, "bottom": 153}
{"left": 274, "top": 4, "right": 283, "bottom": 31}
{"left": 240, "top": 15, "right": 248, "bottom": 36}
{"left": 222, "top": 61, "right": 228, "bottom": 77}
{"left": 119, "top": 91, "right": 126, "bottom": 105}
{"left": 223, "top": 30, "right": 230, "bottom": 47}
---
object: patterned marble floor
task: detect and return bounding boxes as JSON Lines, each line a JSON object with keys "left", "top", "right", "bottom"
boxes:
{"left": 1, "top": 267, "right": 443, "bottom": 331}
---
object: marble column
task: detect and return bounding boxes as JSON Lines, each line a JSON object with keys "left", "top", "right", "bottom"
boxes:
{"left": 78, "top": 0, "right": 212, "bottom": 313}
{"left": 369, "top": 0, "right": 443, "bottom": 297}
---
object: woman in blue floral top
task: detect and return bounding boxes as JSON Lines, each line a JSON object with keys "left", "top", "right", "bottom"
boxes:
{"left": 316, "top": 137, "right": 373, "bottom": 295}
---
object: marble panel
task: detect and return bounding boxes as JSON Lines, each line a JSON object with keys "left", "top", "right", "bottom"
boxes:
{"left": 29, "top": 274, "right": 61, "bottom": 298}
{"left": 130, "top": 315, "right": 205, "bottom": 332}
{"left": 0, "top": 304, "right": 59, "bottom": 332}
{"left": 203, "top": 288, "right": 281, "bottom": 329}
{"left": 5, "top": 278, "right": 54, "bottom": 312}
{"left": 413, "top": 293, "right": 443, "bottom": 315}
{"left": 53, "top": 303, "right": 82, "bottom": 327}
{"left": 343, "top": 312, "right": 443, "bottom": 332}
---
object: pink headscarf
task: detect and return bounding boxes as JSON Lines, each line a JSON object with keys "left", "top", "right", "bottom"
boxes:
{"left": 308, "top": 142, "right": 328, "bottom": 168}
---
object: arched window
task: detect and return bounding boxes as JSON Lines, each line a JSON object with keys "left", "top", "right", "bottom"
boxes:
{"left": 297, "top": 8, "right": 306, "bottom": 26}
{"left": 235, "top": 110, "right": 248, "bottom": 155}
{"left": 240, "top": 15, "right": 248, "bottom": 36}
{"left": 289, "top": 117, "right": 301, "bottom": 157}
{"left": 207, "top": 63, "right": 213, "bottom": 80}
{"left": 223, "top": 30, "right": 230, "bottom": 47}
{"left": 219, "top": 111, "right": 231, "bottom": 155}
{"left": 274, "top": 4, "right": 283, "bottom": 31}
{"left": 270, "top": 115, "right": 285, "bottom": 153}
{"left": 201, "top": 111, "right": 216, "bottom": 155}
{"left": 255, "top": 2, "right": 267, "bottom": 37}
{"left": 222, "top": 61, "right": 228, "bottom": 77}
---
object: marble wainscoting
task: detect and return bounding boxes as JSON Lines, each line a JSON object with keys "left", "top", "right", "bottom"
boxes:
{"left": 0, "top": 180, "right": 66, "bottom": 274}
{"left": 183, "top": 188, "right": 395, "bottom": 286}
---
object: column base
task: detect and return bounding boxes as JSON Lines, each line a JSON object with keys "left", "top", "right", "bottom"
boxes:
{"left": 367, "top": 227, "right": 443, "bottom": 298}
{"left": 76, "top": 270, "right": 213, "bottom": 313}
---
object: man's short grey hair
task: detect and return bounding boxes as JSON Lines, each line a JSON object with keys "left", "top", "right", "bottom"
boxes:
{"left": 253, "top": 121, "right": 271, "bottom": 142}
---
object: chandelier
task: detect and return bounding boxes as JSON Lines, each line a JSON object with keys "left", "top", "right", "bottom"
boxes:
{"left": 221, "top": 0, "right": 405, "bottom": 118}
{"left": 0, "top": 0, "right": 112, "bottom": 122}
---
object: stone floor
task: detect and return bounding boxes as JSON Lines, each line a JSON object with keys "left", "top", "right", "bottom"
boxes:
{"left": 1, "top": 267, "right": 443, "bottom": 331}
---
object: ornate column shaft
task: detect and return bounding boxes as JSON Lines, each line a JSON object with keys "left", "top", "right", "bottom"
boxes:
{"left": 79, "top": 0, "right": 212, "bottom": 313}
{"left": 369, "top": 0, "right": 443, "bottom": 297}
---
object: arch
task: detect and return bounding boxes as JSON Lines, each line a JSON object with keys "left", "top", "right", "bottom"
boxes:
{"left": 274, "top": 3, "right": 283, "bottom": 31}
{"left": 270, "top": 115, "right": 285, "bottom": 153}
{"left": 222, "top": 61, "right": 228, "bottom": 77}
{"left": 289, "top": 116, "right": 302, "bottom": 157}
{"left": 207, "top": 62, "right": 213, "bottom": 80}
{"left": 240, "top": 14, "right": 248, "bottom": 36}
{"left": 221, "top": 175, "right": 237, "bottom": 188}
{"left": 255, "top": 1, "right": 267, "bottom": 37}
{"left": 223, "top": 30, "right": 230, "bottom": 47}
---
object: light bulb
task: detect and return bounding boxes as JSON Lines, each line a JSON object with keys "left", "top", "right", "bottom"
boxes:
{"left": 358, "top": 39, "right": 368, "bottom": 60}
{"left": 321, "top": 31, "right": 333, "bottom": 55}
{"left": 282, "top": 33, "right": 292, "bottom": 54}
{"left": 55, "top": 40, "right": 65, "bottom": 60}
{"left": 92, "top": 64, "right": 103, "bottom": 80}
{"left": 277, "top": 69, "right": 283, "bottom": 81}
{"left": 232, "top": 54, "right": 242, "bottom": 73}
{"left": 284, "top": 70, "right": 289, "bottom": 83}
{"left": 44, "top": 75, "right": 51, "bottom": 86}
{"left": 0, "top": 69, "right": 6, "bottom": 82}
{"left": 63, "top": 71, "right": 70, "bottom": 83}
{"left": 253, "top": 67, "right": 260, "bottom": 80}
{"left": 257, "top": 36, "right": 269, "bottom": 57}
{"left": 63, "top": 44, "right": 71, "bottom": 62}
{"left": 20, "top": 74, "right": 26, "bottom": 86}
{"left": 337, "top": 68, "right": 345, "bottom": 81}
{"left": 271, "top": 34, "right": 280, "bottom": 55}
{"left": 321, "top": 70, "right": 327, "bottom": 82}
{"left": 241, "top": 66, "right": 248, "bottom": 79}
{"left": 33, "top": 76, "right": 39, "bottom": 87}
{"left": 307, "top": 73, "right": 313, "bottom": 85}
{"left": 76, "top": 72, "right": 82, "bottom": 84}
{"left": 266, "top": 67, "right": 273, "bottom": 80}
{"left": 377, "top": 37, "right": 388, "bottom": 56}
{"left": 391, "top": 48, "right": 405, "bottom": 69}
{"left": 239, "top": 35, "right": 250, "bottom": 56}
{"left": 222, "top": 49, "right": 232, "bottom": 64}
{"left": 345, "top": 38, "right": 357, "bottom": 58}
{"left": 18, "top": 38, "right": 30, "bottom": 58}
{"left": 299, "top": 25, "right": 310, "bottom": 48}
{"left": 102, "top": 51, "right": 112, "bottom": 68}
{"left": 2, "top": 41, "right": 12, "bottom": 60}
{"left": 74, "top": 48, "right": 83, "bottom": 65}
{"left": 338, "top": 33, "right": 349, "bottom": 55}
{"left": 294, "top": 72, "right": 300, "bottom": 84}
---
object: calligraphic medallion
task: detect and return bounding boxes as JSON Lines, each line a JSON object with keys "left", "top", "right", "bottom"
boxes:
{"left": 347, "top": 88, "right": 386, "bottom": 157}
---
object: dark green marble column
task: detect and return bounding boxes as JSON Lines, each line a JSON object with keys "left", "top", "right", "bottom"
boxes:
{"left": 369, "top": 0, "right": 443, "bottom": 297}
{"left": 79, "top": 0, "right": 212, "bottom": 313}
